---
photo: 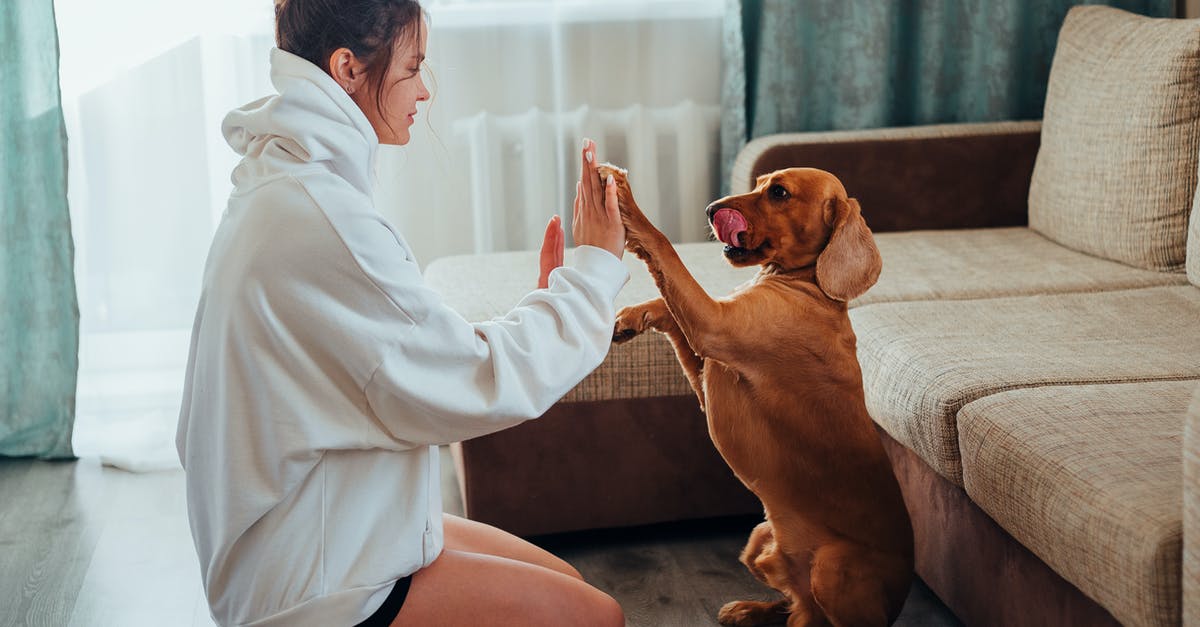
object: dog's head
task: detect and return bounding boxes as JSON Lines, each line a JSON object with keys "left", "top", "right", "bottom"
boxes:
{"left": 705, "top": 167, "right": 881, "bottom": 302}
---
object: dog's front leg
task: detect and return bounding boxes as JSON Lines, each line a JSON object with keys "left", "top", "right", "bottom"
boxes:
{"left": 598, "top": 165, "right": 728, "bottom": 361}
{"left": 614, "top": 298, "right": 706, "bottom": 411}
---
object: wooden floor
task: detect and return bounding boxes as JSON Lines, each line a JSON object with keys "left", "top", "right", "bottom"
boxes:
{"left": 0, "top": 450, "right": 961, "bottom": 627}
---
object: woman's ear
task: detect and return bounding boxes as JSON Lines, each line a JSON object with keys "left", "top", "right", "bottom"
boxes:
{"left": 327, "top": 48, "right": 367, "bottom": 95}
{"left": 815, "top": 198, "right": 882, "bottom": 303}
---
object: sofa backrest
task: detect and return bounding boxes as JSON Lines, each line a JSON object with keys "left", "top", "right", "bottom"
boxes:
{"left": 1028, "top": 6, "right": 1200, "bottom": 273}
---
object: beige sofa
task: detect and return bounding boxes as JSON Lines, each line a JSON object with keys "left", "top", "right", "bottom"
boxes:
{"left": 425, "top": 7, "right": 1200, "bottom": 626}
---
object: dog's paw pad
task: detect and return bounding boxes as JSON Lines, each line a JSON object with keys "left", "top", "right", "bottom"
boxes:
{"left": 717, "top": 601, "right": 788, "bottom": 627}
{"left": 612, "top": 327, "right": 638, "bottom": 343}
{"left": 716, "top": 602, "right": 752, "bottom": 626}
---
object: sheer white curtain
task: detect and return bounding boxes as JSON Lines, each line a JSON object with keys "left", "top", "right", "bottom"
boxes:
{"left": 59, "top": 0, "right": 725, "bottom": 470}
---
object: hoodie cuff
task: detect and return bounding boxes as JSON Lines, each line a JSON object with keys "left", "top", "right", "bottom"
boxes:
{"left": 570, "top": 245, "right": 631, "bottom": 303}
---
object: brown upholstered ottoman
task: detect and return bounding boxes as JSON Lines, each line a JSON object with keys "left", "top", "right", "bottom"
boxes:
{"left": 425, "top": 245, "right": 762, "bottom": 537}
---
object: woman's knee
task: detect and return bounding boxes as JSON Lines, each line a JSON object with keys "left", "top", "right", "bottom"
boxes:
{"left": 442, "top": 514, "right": 584, "bottom": 581}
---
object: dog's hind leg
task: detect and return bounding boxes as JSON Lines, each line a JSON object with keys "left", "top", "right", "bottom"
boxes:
{"left": 738, "top": 521, "right": 775, "bottom": 585}
{"left": 809, "top": 542, "right": 908, "bottom": 627}
{"left": 722, "top": 522, "right": 829, "bottom": 627}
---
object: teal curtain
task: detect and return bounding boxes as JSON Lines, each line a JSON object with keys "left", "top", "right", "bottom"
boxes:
{"left": 1, "top": 0, "right": 79, "bottom": 458}
{"left": 720, "top": 0, "right": 1178, "bottom": 191}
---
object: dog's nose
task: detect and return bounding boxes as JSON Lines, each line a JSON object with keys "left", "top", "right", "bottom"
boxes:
{"left": 705, "top": 202, "right": 722, "bottom": 221}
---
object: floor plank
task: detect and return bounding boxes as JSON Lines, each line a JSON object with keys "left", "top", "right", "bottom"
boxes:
{"left": 0, "top": 459, "right": 106, "bottom": 627}
{"left": 1, "top": 450, "right": 961, "bottom": 626}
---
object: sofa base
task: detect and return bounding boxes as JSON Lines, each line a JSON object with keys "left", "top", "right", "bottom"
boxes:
{"left": 451, "top": 394, "right": 1121, "bottom": 625}
{"left": 879, "top": 428, "right": 1120, "bottom": 627}
{"left": 451, "top": 395, "right": 762, "bottom": 537}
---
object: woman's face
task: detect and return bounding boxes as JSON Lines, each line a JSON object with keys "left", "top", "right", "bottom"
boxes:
{"left": 353, "top": 24, "right": 430, "bottom": 146}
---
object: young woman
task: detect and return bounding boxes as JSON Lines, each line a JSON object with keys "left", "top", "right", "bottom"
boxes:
{"left": 176, "top": 1, "right": 627, "bottom": 625}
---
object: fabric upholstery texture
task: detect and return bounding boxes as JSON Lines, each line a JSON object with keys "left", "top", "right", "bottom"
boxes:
{"left": 880, "top": 428, "right": 1121, "bottom": 627}
{"left": 850, "top": 286, "right": 1200, "bottom": 485}
{"left": 1028, "top": 6, "right": 1200, "bottom": 272}
{"left": 1185, "top": 385, "right": 1200, "bottom": 627}
{"left": 858, "top": 227, "right": 1188, "bottom": 306}
{"left": 958, "top": 381, "right": 1198, "bottom": 627}
{"left": 427, "top": 235, "right": 1190, "bottom": 405}
{"left": 426, "top": 246, "right": 756, "bottom": 403}
{"left": 449, "top": 395, "right": 760, "bottom": 536}
{"left": 1190, "top": 188, "right": 1200, "bottom": 286}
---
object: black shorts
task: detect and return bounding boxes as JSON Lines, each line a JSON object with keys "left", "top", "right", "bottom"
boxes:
{"left": 355, "top": 576, "right": 413, "bottom": 627}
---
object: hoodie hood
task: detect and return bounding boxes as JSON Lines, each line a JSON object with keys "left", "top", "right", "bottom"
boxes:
{"left": 222, "top": 48, "right": 379, "bottom": 196}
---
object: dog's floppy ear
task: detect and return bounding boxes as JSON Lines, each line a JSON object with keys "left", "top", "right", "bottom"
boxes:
{"left": 815, "top": 198, "right": 881, "bottom": 303}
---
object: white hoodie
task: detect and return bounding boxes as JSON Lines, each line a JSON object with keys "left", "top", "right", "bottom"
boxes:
{"left": 176, "top": 48, "right": 629, "bottom": 627}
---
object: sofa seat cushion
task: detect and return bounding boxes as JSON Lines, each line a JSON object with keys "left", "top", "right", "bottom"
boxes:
{"left": 1185, "top": 387, "right": 1200, "bottom": 626}
{"left": 851, "top": 286, "right": 1200, "bottom": 485}
{"left": 425, "top": 232, "right": 1189, "bottom": 403}
{"left": 425, "top": 245, "right": 756, "bottom": 402}
{"left": 958, "top": 381, "right": 1199, "bottom": 627}
{"left": 1027, "top": 6, "right": 1200, "bottom": 272}
{"left": 857, "top": 227, "right": 1187, "bottom": 307}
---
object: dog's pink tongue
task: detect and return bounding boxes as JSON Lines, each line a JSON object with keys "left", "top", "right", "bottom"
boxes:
{"left": 712, "top": 208, "right": 748, "bottom": 247}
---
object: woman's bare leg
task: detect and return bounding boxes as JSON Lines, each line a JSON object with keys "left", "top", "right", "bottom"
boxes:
{"left": 392, "top": 549, "right": 624, "bottom": 627}
{"left": 442, "top": 513, "right": 583, "bottom": 580}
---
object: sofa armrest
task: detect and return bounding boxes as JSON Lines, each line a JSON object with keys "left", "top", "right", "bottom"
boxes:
{"left": 731, "top": 120, "right": 1042, "bottom": 232}
{"left": 1186, "top": 384, "right": 1200, "bottom": 626}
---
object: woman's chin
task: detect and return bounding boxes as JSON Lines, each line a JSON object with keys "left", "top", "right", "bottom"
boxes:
{"left": 381, "top": 132, "right": 411, "bottom": 147}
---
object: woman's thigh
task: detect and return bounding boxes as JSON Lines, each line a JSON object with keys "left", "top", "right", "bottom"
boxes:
{"left": 392, "top": 549, "right": 624, "bottom": 627}
{"left": 442, "top": 514, "right": 582, "bottom": 580}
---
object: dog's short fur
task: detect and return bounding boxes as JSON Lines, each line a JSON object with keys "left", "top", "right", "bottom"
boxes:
{"left": 602, "top": 164, "right": 913, "bottom": 627}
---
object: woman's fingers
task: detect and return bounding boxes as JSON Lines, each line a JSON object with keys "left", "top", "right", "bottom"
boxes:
{"left": 572, "top": 181, "right": 582, "bottom": 239}
{"left": 581, "top": 138, "right": 600, "bottom": 217}
{"left": 572, "top": 138, "right": 625, "bottom": 259}
{"left": 554, "top": 220, "right": 564, "bottom": 268}
{"left": 537, "top": 214, "right": 564, "bottom": 289}
{"left": 604, "top": 174, "right": 619, "bottom": 220}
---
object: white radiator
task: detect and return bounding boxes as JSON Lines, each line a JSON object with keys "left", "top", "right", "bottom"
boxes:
{"left": 453, "top": 101, "right": 722, "bottom": 253}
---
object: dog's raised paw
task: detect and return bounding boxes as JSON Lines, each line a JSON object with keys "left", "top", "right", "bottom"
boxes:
{"left": 612, "top": 326, "right": 639, "bottom": 344}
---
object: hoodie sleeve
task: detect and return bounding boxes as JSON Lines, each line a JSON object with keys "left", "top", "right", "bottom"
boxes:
{"left": 290, "top": 174, "right": 628, "bottom": 448}
{"left": 362, "top": 244, "right": 628, "bottom": 447}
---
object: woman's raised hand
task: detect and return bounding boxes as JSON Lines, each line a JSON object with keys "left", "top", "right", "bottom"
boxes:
{"left": 536, "top": 214, "right": 564, "bottom": 289}
{"left": 572, "top": 138, "right": 625, "bottom": 260}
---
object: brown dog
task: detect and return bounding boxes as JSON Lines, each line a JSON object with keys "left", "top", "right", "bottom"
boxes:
{"left": 601, "top": 164, "right": 913, "bottom": 627}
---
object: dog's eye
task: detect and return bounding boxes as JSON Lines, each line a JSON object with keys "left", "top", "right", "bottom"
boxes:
{"left": 769, "top": 185, "right": 789, "bottom": 200}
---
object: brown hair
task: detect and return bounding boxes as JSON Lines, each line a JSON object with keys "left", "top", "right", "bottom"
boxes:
{"left": 274, "top": 0, "right": 425, "bottom": 125}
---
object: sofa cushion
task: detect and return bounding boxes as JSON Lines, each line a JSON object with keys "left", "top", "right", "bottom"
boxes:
{"left": 857, "top": 227, "right": 1187, "bottom": 307}
{"left": 958, "top": 381, "right": 1197, "bottom": 627}
{"left": 425, "top": 233, "right": 1191, "bottom": 404}
{"left": 425, "top": 245, "right": 756, "bottom": 403}
{"left": 1190, "top": 191, "right": 1200, "bottom": 287}
{"left": 1186, "top": 386, "right": 1200, "bottom": 627}
{"left": 1027, "top": 6, "right": 1200, "bottom": 272}
{"left": 850, "top": 286, "right": 1200, "bottom": 485}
